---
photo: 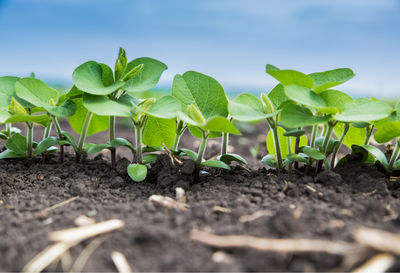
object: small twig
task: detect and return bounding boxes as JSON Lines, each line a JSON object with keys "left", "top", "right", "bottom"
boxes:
{"left": 149, "top": 195, "right": 189, "bottom": 210}
{"left": 239, "top": 210, "right": 273, "bottom": 223}
{"left": 162, "top": 142, "right": 183, "bottom": 166}
{"left": 353, "top": 227, "right": 400, "bottom": 255}
{"left": 212, "top": 206, "right": 232, "bottom": 213}
{"left": 352, "top": 253, "right": 394, "bottom": 273}
{"left": 190, "top": 229, "right": 361, "bottom": 255}
{"left": 74, "top": 215, "right": 96, "bottom": 226}
{"left": 112, "top": 251, "right": 133, "bottom": 273}
{"left": 37, "top": 196, "right": 79, "bottom": 217}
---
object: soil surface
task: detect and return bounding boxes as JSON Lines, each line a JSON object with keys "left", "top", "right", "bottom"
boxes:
{"left": 1, "top": 122, "right": 400, "bottom": 272}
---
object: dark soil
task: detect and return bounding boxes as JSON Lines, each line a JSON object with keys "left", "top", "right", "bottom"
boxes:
{"left": 1, "top": 122, "right": 400, "bottom": 272}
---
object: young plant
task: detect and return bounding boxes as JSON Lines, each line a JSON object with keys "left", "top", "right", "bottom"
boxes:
{"left": 172, "top": 71, "right": 240, "bottom": 179}
{"left": 71, "top": 47, "right": 167, "bottom": 166}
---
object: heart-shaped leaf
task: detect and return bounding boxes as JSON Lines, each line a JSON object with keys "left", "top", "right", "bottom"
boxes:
{"left": 143, "top": 116, "right": 176, "bottom": 147}
{"left": 6, "top": 133, "right": 27, "bottom": 155}
{"left": 134, "top": 95, "right": 181, "bottom": 119}
{"left": 362, "top": 145, "right": 389, "bottom": 169}
{"left": 218, "top": 153, "right": 247, "bottom": 165}
{"left": 229, "top": 93, "right": 279, "bottom": 122}
{"left": 34, "top": 137, "right": 58, "bottom": 156}
{"left": 268, "top": 84, "right": 291, "bottom": 110}
{"left": 83, "top": 93, "right": 138, "bottom": 117}
{"left": 286, "top": 153, "right": 310, "bottom": 164}
{"left": 261, "top": 154, "right": 277, "bottom": 168}
{"left": 309, "top": 68, "right": 354, "bottom": 93}
{"left": 284, "top": 85, "right": 327, "bottom": 109}
{"left": 266, "top": 64, "right": 314, "bottom": 89}
{"left": 110, "top": 137, "right": 135, "bottom": 153}
{"left": 281, "top": 104, "right": 329, "bottom": 127}
{"left": 127, "top": 163, "right": 147, "bottom": 182}
{"left": 333, "top": 98, "right": 392, "bottom": 122}
{"left": 300, "top": 146, "right": 325, "bottom": 160}
{"left": 15, "top": 78, "right": 59, "bottom": 110}
{"left": 201, "top": 160, "right": 231, "bottom": 170}
{"left": 0, "top": 149, "right": 26, "bottom": 159}
{"left": 317, "top": 89, "right": 353, "bottom": 114}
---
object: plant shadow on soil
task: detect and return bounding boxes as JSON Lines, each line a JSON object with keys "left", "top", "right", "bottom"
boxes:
{"left": 1, "top": 122, "right": 400, "bottom": 272}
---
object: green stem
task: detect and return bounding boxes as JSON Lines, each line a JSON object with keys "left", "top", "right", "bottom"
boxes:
{"left": 196, "top": 131, "right": 209, "bottom": 168}
{"left": 27, "top": 122, "right": 33, "bottom": 159}
{"left": 77, "top": 111, "right": 93, "bottom": 161}
{"left": 322, "top": 122, "right": 335, "bottom": 155}
{"left": 5, "top": 123, "right": 11, "bottom": 137}
{"left": 221, "top": 132, "right": 229, "bottom": 155}
{"left": 109, "top": 116, "right": 116, "bottom": 168}
{"left": 331, "top": 123, "right": 350, "bottom": 168}
{"left": 294, "top": 136, "right": 300, "bottom": 170}
{"left": 134, "top": 123, "right": 143, "bottom": 164}
{"left": 43, "top": 121, "right": 52, "bottom": 139}
{"left": 51, "top": 116, "right": 64, "bottom": 163}
{"left": 363, "top": 125, "right": 374, "bottom": 145}
{"left": 268, "top": 118, "right": 283, "bottom": 171}
{"left": 388, "top": 138, "right": 400, "bottom": 172}
{"left": 310, "top": 125, "right": 317, "bottom": 148}
{"left": 172, "top": 120, "right": 184, "bottom": 150}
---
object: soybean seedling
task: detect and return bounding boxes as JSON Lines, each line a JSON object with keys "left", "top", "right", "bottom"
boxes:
{"left": 172, "top": 71, "right": 241, "bottom": 180}
{"left": 71, "top": 47, "right": 167, "bottom": 166}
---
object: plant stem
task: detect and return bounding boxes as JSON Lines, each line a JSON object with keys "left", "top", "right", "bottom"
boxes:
{"left": 294, "top": 136, "right": 300, "bottom": 170}
{"left": 109, "top": 116, "right": 116, "bottom": 168}
{"left": 221, "top": 132, "right": 229, "bottom": 155}
{"left": 43, "top": 121, "right": 52, "bottom": 139}
{"left": 172, "top": 120, "right": 184, "bottom": 150}
{"left": 316, "top": 121, "right": 336, "bottom": 172}
{"left": 194, "top": 130, "right": 209, "bottom": 182}
{"left": 331, "top": 123, "right": 350, "bottom": 168}
{"left": 363, "top": 125, "right": 374, "bottom": 145}
{"left": 5, "top": 123, "right": 11, "bottom": 137}
{"left": 310, "top": 125, "right": 317, "bottom": 148}
{"left": 388, "top": 138, "right": 400, "bottom": 172}
{"left": 269, "top": 123, "right": 283, "bottom": 171}
{"left": 134, "top": 123, "right": 143, "bottom": 164}
{"left": 76, "top": 111, "right": 93, "bottom": 162}
{"left": 26, "top": 122, "right": 33, "bottom": 159}
{"left": 51, "top": 116, "right": 64, "bottom": 163}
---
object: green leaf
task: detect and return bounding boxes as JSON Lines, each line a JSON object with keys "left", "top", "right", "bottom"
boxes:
{"left": 83, "top": 93, "right": 137, "bottom": 117}
{"left": 142, "top": 154, "right": 159, "bottom": 164}
{"left": 47, "top": 99, "right": 76, "bottom": 117}
{"left": 187, "top": 125, "right": 222, "bottom": 139}
{"left": 110, "top": 138, "right": 135, "bottom": 153}
{"left": 393, "top": 160, "right": 400, "bottom": 171}
{"left": 309, "top": 68, "right": 355, "bottom": 93}
{"left": 218, "top": 153, "right": 247, "bottom": 165}
{"left": 34, "top": 137, "right": 58, "bottom": 156}
{"left": 0, "top": 76, "right": 20, "bottom": 109}
{"left": 6, "top": 133, "right": 27, "bottom": 154}
{"left": 203, "top": 116, "right": 240, "bottom": 135}
{"left": 86, "top": 143, "right": 110, "bottom": 155}
{"left": 318, "top": 89, "right": 353, "bottom": 114}
{"left": 134, "top": 95, "right": 181, "bottom": 119}
{"left": 143, "top": 116, "right": 176, "bottom": 147}
{"left": 266, "top": 127, "right": 307, "bottom": 158}
{"left": 283, "top": 129, "right": 306, "bottom": 137}
{"left": 362, "top": 145, "right": 389, "bottom": 169}
{"left": 0, "top": 149, "right": 26, "bottom": 159}
{"left": 179, "top": 148, "right": 198, "bottom": 161}
{"left": 334, "top": 122, "right": 366, "bottom": 148}
{"left": 5, "top": 114, "right": 50, "bottom": 127}
{"left": 229, "top": 93, "right": 279, "bottom": 122}
{"left": 68, "top": 98, "right": 109, "bottom": 136}
{"left": 280, "top": 104, "right": 329, "bottom": 127}
{"left": 374, "top": 119, "right": 400, "bottom": 143}
{"left": 261, "top": 154, "right": 277, "bottom": 168}
{"left": 268, "top": 84, "right": 290, "bottom": 110}
{"left": 114, "top": 47, "right": 127, "bottom": 81}
{"left": 122, "top": 57, "right": 167, "bottom": 93}
{"left": 284, "top": 85, "right": 327, "bottom": 109}
{"left": 286, "top": 153, "right": 310, "bottom": 163}
{"left": 99, "top": 63, "right": 115, "bottom": 86}
{"left": 315, "top": 137, "right": 338, "bottom": 155}
{"left": 266, "top": 64, "right": 314, "bottom": 88}
{"left": 201, "top": 160, "right": 231, "bottom": 170}
{"left": 127, "top": 163, "right": 147, "bottom": 182}
{"left": 333, "top": 98, "right": 393, "bottom": 122}
{"left": 300, "top": 146, "right": 325, "bottom": 160}
{"left": 72, "top": 61, "right": 125, "bottom": 95}
{"left": 15, "top": 78, "right": 59, "bottom": 109}
{"left": 61, "top": 131, "right": 78, "bottom": 151}
{"left": 172, "top": 71, "right": 228, "bottom": 120}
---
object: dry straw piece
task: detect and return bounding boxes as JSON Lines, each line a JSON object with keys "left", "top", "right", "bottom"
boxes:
{"left": 353, "top": 227, "right": 400, "bottom": 255}
{"left": 149, "top": 194, "right": 189, "bottom": 210}
{"left": 112, "top": 251, "right": 133, "bottom": 273}
{"left": 352, "top": 253, "right": 395, "bottom": 273}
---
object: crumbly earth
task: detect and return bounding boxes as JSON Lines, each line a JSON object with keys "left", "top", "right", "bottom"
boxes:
{"left": 1, "top": 147, "right": 400, "bottom": 272}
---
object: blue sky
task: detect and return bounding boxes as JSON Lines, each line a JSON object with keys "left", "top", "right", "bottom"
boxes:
{"left": 0, "top": 0, "right": 399, "bottom": 98}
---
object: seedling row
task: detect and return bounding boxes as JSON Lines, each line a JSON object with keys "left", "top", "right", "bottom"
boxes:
{"left": 0, "top": 48, "right": 399, "bottom": 182}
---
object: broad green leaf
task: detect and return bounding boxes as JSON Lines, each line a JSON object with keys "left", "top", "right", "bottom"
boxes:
{"left": 315, "top": 137, "right": 338, "bottom": 155}
{"left": 374, "top": 119, "right": 400, "bottom": 143}
{"left": 110, "top": 138, "right": 135, "bottom": 153}
{"left": 281, "top": 104, "right": 329, "bottom": 127}
{"left": 0, "top": 76, "right": 20, "bottom": 109}
{"left": 334, "top": 122, "right": 366, "bottom": 148}
{"left": 47, "top": 99, "right": 76, "bottom": 117}
{"left": 179, "top": 148, "right": 198, "bottom": 161}
{"left": 266, "top": 64, "right": 314, "bottom": 89}
{"left": 203, "top": 116, "right": 240, "bottom": 135}
{"left": 0, "top": 149, "right": 26, "bottom": 159}
{"left": 300, "top": 146, "right": 325, "bottom": 160}
{"left": 362, "top": 145, "right": 389, "bottom": 169}
{"left": 127, "top": 163, "right": 147, "bottom": 182}
{"left": 99, "top": 63, "right": 115, "bottom": 86}
{"left": 122, "top": 57, "right": 167, "bottom": 93}
{"left": 284, "top": 85, "right": 327, "bottom": 109}
{"left": 143, "top": 116, "right": 176, "bottom": 147}
{"left": 266, "top": 127, "right": 307, "bottom": 158}
{"left": 15, "top": 78, "right": 59, "bottom": 109}
{"left": 5, "top": 114, "right": 50, "bottom": 127}
{"left": 261, "top": 154, "right": 277, "bottom": 168}
{"left": 172, "top": 71, "right": 228, "bottom": 120}
{"left": 72, "top": 61, "right": 125, "bottom": 95}
{"left": 61, "top": 131, "right": 78, "bottom": 151}
{"left": 83, "top": 93, "right": 137, "bottom": 117}
{"left": 135, "top": 95, "right": 181, "bottom": 119}
{"left": 229, "top": 93, "right": 278, "bottom": 122}
{"left": 309, "top": 68, "right": 355, "bottom": 93}
{"left": 283, "top": 129, "right": 306, "bottom": 137}
{"left": 68, "top": 98, "right": 109, "bottom": 136}
{"left": 187, "top": 124, "right": 222, "bottom": 139}
{"left": 286, "top": 153, "right": 310, "bottom": 163}
{"left": 318, "top": 89, "right": 353, "bottom": 114}
{"left": 6, "top": 133, "right": 27, "bottom": 154}
{"left": 142, "top": 154, "right": 159, "bottom": 164}
{"left": 86, "top": 143, "right": 110, "bottom": 154}
{"left": 268, "top": 84, "right": 290, "bottom": 109}
{"left": 34, "top": 137, "right": 58, "bottom": 156}
{"left": 333, "top": 98, "right": 392, "bottom": 122}
{"left": 351, "top": 122, "right": 371, "bottom": 128}
{"left": 201, "top": 160, "right": 231, "bottom": 170}
{"left": 218, "top": 153, "right": 247, "bottom": 165}
{"left": 0, "top": 110, "right": 12, "bottom": 123}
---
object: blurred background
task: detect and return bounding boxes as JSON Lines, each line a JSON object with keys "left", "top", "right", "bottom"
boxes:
{"left": 0, "top": 0, "right": 399, "bottom": 99}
